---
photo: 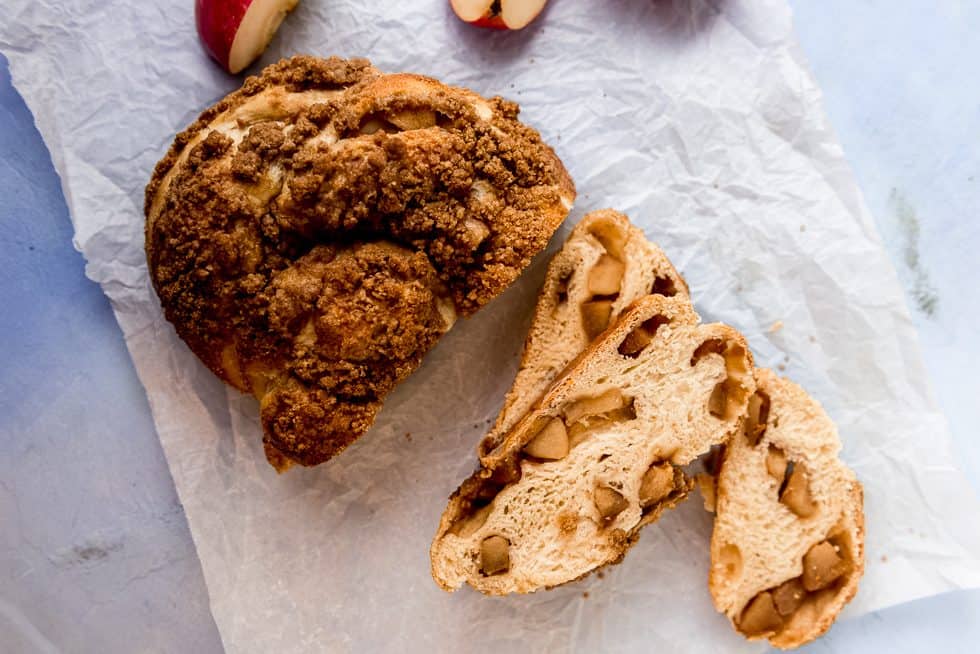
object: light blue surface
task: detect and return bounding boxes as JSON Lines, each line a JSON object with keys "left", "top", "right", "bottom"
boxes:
{"left": 0, "top": 2, "right": 977, "bottom": 652}
{"left": 0, "top": 56, "right": 221, "bottom": 653}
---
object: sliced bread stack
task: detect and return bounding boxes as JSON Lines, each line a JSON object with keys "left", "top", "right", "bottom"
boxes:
{"left": 431, "top": 293, "right": 754, "bottom": 594}
{"left": 430, "top": 209, "right": 864, "bottom": 649}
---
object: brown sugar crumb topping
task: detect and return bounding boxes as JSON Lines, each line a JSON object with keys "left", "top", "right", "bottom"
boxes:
{"left": 145, "top": 56, "right": 574, "bottom": 467}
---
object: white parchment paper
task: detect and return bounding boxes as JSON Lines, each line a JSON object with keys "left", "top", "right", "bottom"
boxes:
{"left": 3, "top": 0, "right": 979, "bottom": 651}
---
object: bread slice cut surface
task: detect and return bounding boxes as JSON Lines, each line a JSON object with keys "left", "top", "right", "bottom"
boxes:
{"left": 709, "top": 368, "right": 865, "bottom": 649}
{"left": 480, "top": 209, "right": 689, "bottom": 460}
{"left": 431, "top": 294, "right": 754, "bottom": 594}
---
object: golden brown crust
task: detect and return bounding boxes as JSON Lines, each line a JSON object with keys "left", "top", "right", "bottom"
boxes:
{"left": 145, "top": 56, "right": 575, "bottom": 467}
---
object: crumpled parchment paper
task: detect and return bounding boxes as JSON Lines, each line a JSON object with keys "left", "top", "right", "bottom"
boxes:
{"left": 3, "top": 0, "right": 979, "bottom": 651}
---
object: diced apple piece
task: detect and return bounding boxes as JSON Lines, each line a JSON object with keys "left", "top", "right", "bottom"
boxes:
{"left": 522, "top": 418, "right": 569, "bottom": 460}
{"left": 581, "top": 300, "right": 613, "bottom": 339}
{"left": 594, "top": 486, "right": 628, "bottom": 520}
{"left": 639, "top": 463, "right": 675, "bottom": 508}
{"left": 587, "top": 254, "right": 625, "bottom": 296}
{"left": 564, "top": 389, "right": 627, "bottom": 425}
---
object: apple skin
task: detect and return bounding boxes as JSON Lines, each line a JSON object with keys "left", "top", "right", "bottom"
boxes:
{"left": 470, "top": 14, "right": 508, "bottom": 30}
{"left": 196, "top": 0, "right": 254, "bottom": 73}
{"left": 450, "top": 0, "right": 547, "bottom": 31}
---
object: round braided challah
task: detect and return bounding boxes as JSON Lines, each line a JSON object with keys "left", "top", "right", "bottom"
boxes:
{"left": 144, "top": 56, "right": 575, "bottom": 469}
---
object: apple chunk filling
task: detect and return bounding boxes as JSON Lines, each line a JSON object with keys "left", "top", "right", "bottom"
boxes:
{"left": 736, "top": 536, "right": 853, "bottom": 637}
{"left": 387, "top": 107, "right": 437, "bottom": 130}
{"left": 480, "top": 535, "right": 510, "bottom": 575}
{"left": 451, "top": 390, "right": 638, "bottom": 538}
{"left": 449, "top": 503, "right": 493, "bottom": 538}
{"left": 563, "top": 391, "right": 637, "bottom": 448}
{"left": 618, "top": 315, "right": 671, "bottom": 358}
{"left": 593, "top": 485, "right": 628, "bottom": 521}
{"left": 581, "top": 300, "right": 614, "bottom": 339}
{"left": 639, "top": 462, "right": 683, "bottom": 508}
{"left": 779, "top": 463, "right": 818, "bottom": 518}
{"left": 744, "top": 391, "right": 771, "bottom": 446}
{"left": 357, "top": 106, "right": 441, "bottom": 135}
{"left": 358, "top": 113, "right": 401, "bottom": 135}
{"left": 691, "top": 338, "right": 751, "bottom": 420}
{"left": 564, "top": 389, "right": 631, "bottom": 425}
{"left": 577, "top": 226, "right": 628, "bottom": 337}
{"left": 766, "top": 446, "right": 788, "bottom": 483}
{"left": 587, "top": 254, "right": 625, "bottom": 296}
{"left": 521, "top": 418, "right": 569, "bottom": 461}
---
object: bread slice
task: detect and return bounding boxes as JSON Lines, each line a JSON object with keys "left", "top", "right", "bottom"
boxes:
{"left": 431, "top": 294, "right": 755, "bottom": 594}
{"left": 479, "top": 209, "right": 689, "bottom": 460}
{"left": 708, "top": 368, "right": 864, "bottom": 649}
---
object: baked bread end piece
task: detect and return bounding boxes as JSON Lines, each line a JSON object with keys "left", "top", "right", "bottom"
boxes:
{"left": 709, "top": 369, "right": 865, "bottom": 649}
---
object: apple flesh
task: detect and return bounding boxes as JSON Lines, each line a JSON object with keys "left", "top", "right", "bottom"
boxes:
{"left": 196, "top": 0, "right": 300, "bottom": 74}
{"left": 450, "top": 0, "right": 548, "bottom": 30}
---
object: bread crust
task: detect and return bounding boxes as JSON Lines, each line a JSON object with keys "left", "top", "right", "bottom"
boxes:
{"left": 144, "top": 56, "right": 574, "bottom": 468}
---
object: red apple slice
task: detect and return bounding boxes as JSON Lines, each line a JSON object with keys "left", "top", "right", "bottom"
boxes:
{"left": 499, "top": 0, "right": 547, "bottom": 29}
{"left": 196, "top": 0, "right": 300, "bottom": 74}
{"left": 450, "top": 0, "right": 547, "bottom": 30}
